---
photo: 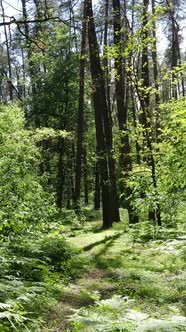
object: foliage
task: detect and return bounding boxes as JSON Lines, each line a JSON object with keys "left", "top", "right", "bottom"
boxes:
{"left": 67, "top": 294, "right": 186, "bottom": 332}
{"left": 125, "top": 165, "right": 157, "bottom": 220}
{"left": 28, "top": 25, "right": 79, "bottom": 129}
{"left": 157, "top": 98, "right": 186, "bottom": 225}
{"left": 122, "top": 98, "right": 186, "bottom": 227}
{"left": 0, "top": 0, "right": 186, "bottom": 328}
{"left": 0, "top": 104, "right": 86, "bottom": 331}
{"left": 0, "top": 104, "right": 58, "bottom": 235}
{"left": 0, "top": 225, "right": 85, "bottom": 331}
{"left": 68, "top": 295, "right": 135, "bottom": 331}
{"left": 65, "top": 222, "right": 186, "bottom": 332}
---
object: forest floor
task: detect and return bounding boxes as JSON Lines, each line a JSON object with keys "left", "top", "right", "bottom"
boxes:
{"left": 44, "top": 219, "right": 186, "bottom": 332}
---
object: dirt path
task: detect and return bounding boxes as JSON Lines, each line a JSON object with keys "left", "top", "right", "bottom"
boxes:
{"left": 48, "top": 267, "right": 118, "bottom": 331}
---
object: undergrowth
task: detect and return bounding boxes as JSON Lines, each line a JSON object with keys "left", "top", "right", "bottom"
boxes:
{"left": 1, "top": 208, "right": 186, "bottom": 331}
{"left": 0, "top": 221, "right": 86, "bottom": 331}
{"left": 63, "top": 218, "right": 186, "bottom": 332}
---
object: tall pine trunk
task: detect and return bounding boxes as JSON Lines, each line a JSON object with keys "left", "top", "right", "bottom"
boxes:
{"left": 140, "top": 0, "right": 161, "bottom": 225}
{"left": 0, "top": 0, "right": 13, "bottom": 101}
{"left": 74, "top": 1, "right": 87, "bottom": 208}
{"left": 112, "top": 0, "right": 138, "bottom": 223}
{"left": 86, "top": 0, "right": 120, "bottom": 228}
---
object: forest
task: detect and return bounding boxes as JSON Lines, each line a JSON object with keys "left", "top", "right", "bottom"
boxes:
{"left": 0, "top": 0, "right": 186, "bottom": 331}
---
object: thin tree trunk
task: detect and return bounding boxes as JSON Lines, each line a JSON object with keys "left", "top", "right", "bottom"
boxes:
{"left": 151, "top": 0, "right": 161, "bottom": 141}
{"left": 56, "top": 137, "right": 65, "bottom": 210}
{"left": 164, "top": 0, "right": 185, "bottom": 98}
{"left": 0, "top": 0, "right": 13, "bottom": 101}
{"left": 140, "top": 0, "right": 161, "bottom": 225}
{"left": 112, "top": 0, "right": 138, "bottom": 223}
{"left": 83, "top": 147, "right": 89, "bottom": 205}
{"left": 94, "top": 158, "right": 101, "bottom": 210}
{"left": 74, "top": 1, "right": 87, "bottom": 208}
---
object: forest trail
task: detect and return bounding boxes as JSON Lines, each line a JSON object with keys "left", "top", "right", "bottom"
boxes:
{"left": 45, "top": 220, "right": 186, "bottom": 332}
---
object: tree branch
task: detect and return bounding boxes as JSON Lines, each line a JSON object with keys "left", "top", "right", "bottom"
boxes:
{"left": 0, "top": 15, "right": 70, "bottom": 27}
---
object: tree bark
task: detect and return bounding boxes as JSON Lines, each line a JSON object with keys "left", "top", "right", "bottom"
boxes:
{"left": 74, "top": 1, "right": 87, "bottom": 208}
{"left": 112, "top": 0, "right": 138, "bottom": 223}
{"left": 94, "top": 158, "right": 101, "bottom": 210}
{"left": 0, "top": 0, "right": 13, "bottom": 101}
{"left": 86, "top": 0, "right": 120, "bottom": 228}
{"left": 140, "top": 0, "right": 161, "bottom": 225}
{"left": 151, "top": 0, "right": 161, "bottom": 141}
{"left": 56, "top": 137, "right": 65, "bottom": 210}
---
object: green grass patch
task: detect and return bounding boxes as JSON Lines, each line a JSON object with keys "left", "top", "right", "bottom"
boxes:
{"left": 61, "top": 218, "right": 186, "bottom": 332}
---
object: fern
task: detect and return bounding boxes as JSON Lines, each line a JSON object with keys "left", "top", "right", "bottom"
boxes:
{"left": 67, "top": 295, "right": 186, "bottom": 332}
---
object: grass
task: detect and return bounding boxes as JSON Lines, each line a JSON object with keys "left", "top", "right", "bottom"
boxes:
{"left": 42, "top": 215, "right": 186, "bottom": 332}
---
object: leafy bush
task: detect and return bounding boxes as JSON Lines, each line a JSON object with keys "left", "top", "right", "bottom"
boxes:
{"left": 0, "top": 227, "right": 85, "bottom": 331}
{"left": 0, "top": 104, "right": 58, "bottom": 235}
{"left": 130, "top": 221, "right": 158, "bottom": 242}
{"left": 40, "top": 234, "right": 84, "bottom": 277}
{"left": 157, "top": 98, "right": 186, "bottom": 225}
{"left": 0, "top": 105, "right": 87, "bottom": 331}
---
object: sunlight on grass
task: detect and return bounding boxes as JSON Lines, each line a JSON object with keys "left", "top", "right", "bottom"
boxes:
{"left": 63, "top": 219, "right": 186, "bottom": 332}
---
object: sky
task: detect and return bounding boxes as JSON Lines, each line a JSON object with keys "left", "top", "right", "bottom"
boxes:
{"left": 1, "top": 0, "right": 21, "bottom": 18}
{"left": 0, "top": 0, "right": 186, "bottom": 56}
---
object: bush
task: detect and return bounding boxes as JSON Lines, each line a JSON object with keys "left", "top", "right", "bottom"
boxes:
{"left": 40, "top": 234, "right": 77, "bottom": 272}
{"left": 0, "top": 228, "right": 86, "bottom": 330}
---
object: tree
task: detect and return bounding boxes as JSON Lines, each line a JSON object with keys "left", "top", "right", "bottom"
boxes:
{"left": 74, "top": 0, "right": 87, "bottom": 208}
{"left": 143, "top": 0, "right": 161, "bottom": 224}
{"left": 0, "top": 0, "right": 13, "bottom": 101}
{"left": 86, "top": 0, "right": 120, "bottom": 228}
{"left": 0, "top": 0, "right": 185, "bottom": 229}
{"left": 158, "top": 98, "right": 186, "bottom": 224}
{"left": 112, "top": 0, "right": 139, "bottom": 223}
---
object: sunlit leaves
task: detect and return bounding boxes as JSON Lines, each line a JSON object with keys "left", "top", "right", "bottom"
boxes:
{"left": 156, "top": 98, "right": 186, "bottom": 223}
{"left": 0, "top": 104, "right": 59, "bottom": 234}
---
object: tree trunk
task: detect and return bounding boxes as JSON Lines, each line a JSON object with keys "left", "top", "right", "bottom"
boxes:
{"left": 140, "top": 0, "right": 161, "bottom": 225}
{"left": 112, "top": 0, "right": 138, "bottom": 223}
{"left": 86, "top": 0, "right": 120, "bottom": 228}
{"left": 151, "top": 0, "right": 161, "bottom": 141}
{"left": 56, "top": 137, "right": 65, "bottom": 210}
{"left": 94, "top": 158, "right": 101, "bottom": 210}
{"left": 83, "top": 147, "right": 89, "bottom": 205}
{"left": 74, "top": 1, "right": 87, "bottom": 208}
{"left": 165, "top": 0, "right": 185, "bottom": 98}
{"left": 0, "top": 0, "right": 13, "bottom": 101}
{"left": 103, "top": 0, "right": 120, "bottom": 222}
